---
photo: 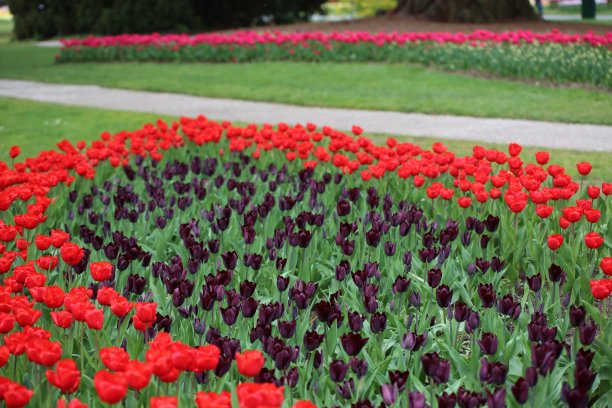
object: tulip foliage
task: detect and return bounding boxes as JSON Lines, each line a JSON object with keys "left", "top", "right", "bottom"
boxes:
{"left": 0, "top": 116, "right": 611, "bottom": 407}
{"left": 56, "top": 30, "right": 612, "bottom": 88}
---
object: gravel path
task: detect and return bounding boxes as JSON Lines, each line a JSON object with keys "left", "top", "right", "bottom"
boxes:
{"left": 1, "top": 79, "right": 611, "bottom": 152}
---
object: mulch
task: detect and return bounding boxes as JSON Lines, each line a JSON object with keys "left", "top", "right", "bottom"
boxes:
{"left": 232, "top": 15, "right": 611, "bottom": 34}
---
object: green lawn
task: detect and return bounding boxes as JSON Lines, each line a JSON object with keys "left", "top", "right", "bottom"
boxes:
{"left": 0, "top": 20, "right": 12, "bottom": 44}
{"left": 1, "top": 97, "right": 610, "bottom": 182}
{"left": 0, "top": 97, "right": 176, "bottom": 159}
{"left": 1, "top": 43, "right": 611, "bottom": 125}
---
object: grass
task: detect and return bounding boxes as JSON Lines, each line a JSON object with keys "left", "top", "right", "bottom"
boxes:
{"left": 0, "top": 19, "right": 12, "bottom": 44}
{"left": 1, "top": 43, "right": 612, "bottom": 125}
{"left": 1, "top": 96, "right": 610, "bottom": 182}
{"left": 0, "top": 97, "right": 176, "bottom": 159}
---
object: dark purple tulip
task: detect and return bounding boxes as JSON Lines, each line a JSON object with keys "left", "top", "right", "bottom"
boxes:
{"left": 457, "top": 387, "right": 486, "bottom": 408}
{"left": 242, "top": 225, "right": 256, "bottom": 244}
{"left": 454, "top": 301, "right": 470, "bottom": 322}
{"left": 475, "top": 258, "right": 491, "bottom": 273}
{"left": 479, "top": 359, "right": 507, "bottom": 385}
{"left": 350, "top": 357, "right": 368, "bottom": 378}
{"left": 278, "top": 320, "right": 296, "bottom": 339}
{"left": 437, "top": 392, "right": 456, "bottom": 408}
{"left": 436, "top": 285, "right": 453, "bottom": 308}
{"left": 480, "top": 235, "right": 490, "bottom": 249}
{"left": 526, "top": 274, "right": 542, "bottom": 292}
{"left": 303, "top": 330, "right": 325, "bottom": 351}
{"left": 477, "top": 283, "right": 496, "bottom": 308}
{"left": 575, "top": 348, "right": 594, "bottom": 370}
{"left": 421, "top": 352, "right": 450, "bottom": 384}
{"left": 193, "top": 318, "right": 206, "bottom": 335}
{"left": 461, "top": 231, "right": 471, "bottom": 247}
{"left": 337, "top": 379, "right": 355, "bottom": 399}
{"left": 276, "top": 257, "right": 287, "bottom": 272}
{"left": 403, "top": 251, "right": 412, "bottom": 268}
{"left": 335, "top": 260, "right": 351, "bottom": 281}
{"left": 276, "top": 275, "right": 289, "bottom": 292}
{"left": 574, "top": 368, "right": 596, "bottom": 391}
{"left": 486, "top": 387, "right": 505, "bottom": 408}
{"left": 241, "top": 298, "right": 259, "bottom": 318}
{"left": 284, "top": 367, "right": 299, "bottom": 387}
{"left": 381, "top": 384, "right": 398, "bottom": 406}
{"left": 408, "top": 391, "right": 426, "bottom": 408}
{"left": 427, "top": 268, "right": 442, "bottom": 288}
{"left": 409, "top": 291, "right": 421, "bottom": 308}
{"left": 220, "top": 306, "right": 238, "bottom": 326}
{"left": 370, "top": 312, "right": 387, "bottom": 333}
{"left": 365, "top": 229, "right": 381, "bottom": 247}
{"left": 402, "top": 331, "right": 427, "bottom": 351}
{"left": 478, "top": 332, "right": 498, "bottom": 355}
{"left": 560, "top": 383, "right": 588, "bottom": 408}
{"left": 465, "top": 310, "right": 481, "bottom": 334}
{"left": 548, "top": 263, "right": 564, "bottom": 283}
{"left": 337, "top": 199, "right": 351, "bottom": 216}
{"left": 384, "top": 241, "right": 396, "bottom": 256}
{"left": 221, "top": 251, "right": 238, "bottom": 270}
{"left": 484, "top": 214, "right": 500, "bottom": 232}
{"left": 392, "top": 276, "right": 410, "bottom": 294}
{"left": 329, "top": 359, "right": 349, "bottom": 382}
{"left": 579, "top": 322, "right": 597, "bottom": 345}
{"left": 569, "top": 305, "right": 586, "bottom": 327}
{"left": 525, "top": 367, "right": 538, "bottom": 387}
{"left": 341, "top": 332, "right": 368, "bottom": 356}
{"left": 348, "top": 311, "right": 364, "bottom": 332}
{"left": 388, "top": 370, "right": 409, "bottom": 391}
{"left": 208, "top": 239, "right": 220, "bottom": 254}
{"left": 498, "top": 294, "right": 521, "bottom": 320}
{"left": 239, "top": 280, "right": 256, "bottom": 298}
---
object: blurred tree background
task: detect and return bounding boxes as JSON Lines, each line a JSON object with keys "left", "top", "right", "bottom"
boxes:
{"left": 7, "top": 0, "right": 326, "bottom": 39}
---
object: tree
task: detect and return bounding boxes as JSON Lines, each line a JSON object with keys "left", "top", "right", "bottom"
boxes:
{"left": 394, "top": 0, "right": 537, "bottom": 22}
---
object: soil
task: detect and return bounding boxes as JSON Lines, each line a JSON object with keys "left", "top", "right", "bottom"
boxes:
{"left": 233, "top": 15, "right": 612, "bottom": 35}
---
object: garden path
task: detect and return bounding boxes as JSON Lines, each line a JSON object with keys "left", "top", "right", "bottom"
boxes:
{"left": 1, "top": 79, "right": 611, "bottom": 152}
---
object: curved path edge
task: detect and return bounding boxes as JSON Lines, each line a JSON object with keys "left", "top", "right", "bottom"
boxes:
{"left": 1, "top": 79, "right": 611, "bottom": 152}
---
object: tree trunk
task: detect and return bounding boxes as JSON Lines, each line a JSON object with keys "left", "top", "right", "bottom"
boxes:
{"left": 394, "top": 0, "right": 536, "bottom": 22}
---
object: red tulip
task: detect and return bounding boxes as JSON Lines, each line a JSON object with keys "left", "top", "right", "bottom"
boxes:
{"left": 535, "top": 151, "right": 549, "bottom": 165}
{"left": 46, "top": 359, "right": 81, "bottom": 394}
{"left": 60, "top": 242, "right": 84, "bottom": 266}
{"left": 293, "top": 402, "right": 317, "bottom": 408}
{"left": 547, "top": 234, "right": 564, "bottom": 251}
{"left": 0, "top": 345, "right": 9, "bottom": 368}
{"left": 85, "top": 308, "right": 104, "bottom": 330}
{"left": 100, "top": 347, "right": 129, "bottom": 371}
{"left": 587, "top": 185, "right": 600, "bottom": 199}
{"left": 601, "top": 257, "right": 612, "bottom": 276}
{"left": 195, "top": 391, "right": 232, "bottom": 408}
{"left": 93, "top": 370, "right": 128, "bottom": 404}
{"left": 56, "top": 397, "right": 88, "bottom": 408}
{"left": 590, "top": 280, "right": 611, "bottom": 299}
{"left": 150, "top": 396, "right": 177, "bottom": 408}
{"left": 237, "top": 382, "right": 285, "bottom": 408}
{"left": 576, "top": 161, "right": 592, "bottom": 176}
{"left": 603, "top": 182, "right": 612, "bottom": 196}
{"left": 89, "top": 261, "right": 113, "bottom": 282}
{"left": 584, "top": 232, "right": 604, "bottom": 249}
{"left": 3, "top": 381, "right": 33, "bottom": 408}
{"left": 124, "top": 360, "right": 153, "bottom": 390}
{"left": 9, "top": 146, "right": 21, "bottom": 159}
{"left": 51, "top": 310, "right": 73, "bottom": 328}
{"left": 457, "top": 196, "right": 471, "bottom": 208}
{"left": 135, "top": 302, "right": 157, "bottom": 323}
{"left": 351, "top": 125, "right": 363, "bottom": 136}
{"left": 235, "top": 350, "right": 265, "bottom": 377}
{"left": 50, "top": 230, "right": 70, "bottom": 248}
{"left": 508, "top": 143, "right": 522, "bottom": 157}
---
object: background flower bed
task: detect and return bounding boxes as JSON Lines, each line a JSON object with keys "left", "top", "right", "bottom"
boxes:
{"left": 0, "top": 117, "right": 611, "bottom": 407}
{"left": 57, "top": 30, "right": 612, "bottom": 88}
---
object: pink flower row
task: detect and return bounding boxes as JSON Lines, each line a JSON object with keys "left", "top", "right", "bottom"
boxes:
{"left": 60, "top": 29, "right": 612, "bottom": 49}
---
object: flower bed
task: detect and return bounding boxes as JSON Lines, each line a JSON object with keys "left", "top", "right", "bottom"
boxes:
{"left": 0, "top": 117, "right": 611, "bottom": 407}
{"left": 56, "top": 30, "right": 612, "bottom": 88}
